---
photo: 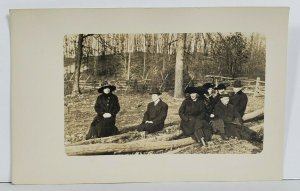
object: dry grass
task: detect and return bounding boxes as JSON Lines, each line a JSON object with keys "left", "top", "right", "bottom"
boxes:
{"left": 64, "top": 90, "right": 264, "bottom": 154}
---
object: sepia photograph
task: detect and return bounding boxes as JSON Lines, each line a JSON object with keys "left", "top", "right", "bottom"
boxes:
{"left": 64, "top": 33, "right": 265, "bottom": 155}
{"left": 11, "top": 8, "right": 288, "bottom": 183}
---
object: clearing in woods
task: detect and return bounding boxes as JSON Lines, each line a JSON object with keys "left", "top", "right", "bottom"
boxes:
{"left": 64, "top": 91, "right": 264, "bottom": 154}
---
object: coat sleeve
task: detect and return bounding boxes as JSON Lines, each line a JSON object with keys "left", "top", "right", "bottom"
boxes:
{"left": 199, "top": 101, "right": 206, "bottom": 120}
{"left": 179, "top": 100, "right": 189, "bottom": 121}
{"left": 238, "top": 93, "right": 248, "bottom": 116}
{"left": 110, "top": 95, "right": 120, "bottom": 116}
{"left": 142, "top": 103, "right": 150, "bottom": 123}
{"left": 94, "top": 96, "right": 105, "bottom": 116}
{"left": 152, "top": 103, "right": 168, "bottom": 125}
{"left": 233, "top": 106, "right": 242, "bottom": 123}
{"left": 213, "top": 104, "right": 222, "bottom": 119}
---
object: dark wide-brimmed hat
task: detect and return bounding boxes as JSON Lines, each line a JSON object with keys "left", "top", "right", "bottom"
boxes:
{"left": 233, "top": 80, "right": 243, "bottom": 88}
{"left": 202, "top": 83, "right": 215, "bottom": 90}
{"left": 214, "top": 83, "right": 227, "bottom": 90}
{"left": 97, "top": 81, "right": 116, "bottom": 93}
{"left": 197, "top": 86, "right": 209, "bottom": 95}
{"left": 149, "top": 87, "right": 162, "bottom": 95}
{"left": 184, "top": 86, "right": 199, "bottom": 94}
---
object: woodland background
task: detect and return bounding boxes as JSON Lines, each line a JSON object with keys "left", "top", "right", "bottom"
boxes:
{"left": 64, "top": 33, "right": 265, "bottom": 96}
{"left": 64, "top": 32, "right": 265, "bottom": 155}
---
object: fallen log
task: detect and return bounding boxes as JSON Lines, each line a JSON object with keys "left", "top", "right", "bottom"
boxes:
{"left": 66, "top": 131, "right": 141, "bottom": 146}
{"left": 246, "top": 124, "right": 263, "bottom": 132}
{"left": 134, "top": 130, "right": 183, "bottom": 143}
{"left": 166, "top": 143, "right": 198, "bottom": 154}
{"left": 65, "top": 137, "right": 195, "bottom": 156}
{"left": 243, "top": 108, "right": 264, "bottom": 122}
{"left": 120, "top": 122, "right": 180, "bottom": 133}
{"left": 68, "top": 124, "right": 181, "bottom": 146}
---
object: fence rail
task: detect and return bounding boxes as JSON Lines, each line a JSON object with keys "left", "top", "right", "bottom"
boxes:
{"left": 65, "top": 75, "right": 265, "bottom": 97}
{"left": 204, "top": 75, "right": 265, "bottom": 97}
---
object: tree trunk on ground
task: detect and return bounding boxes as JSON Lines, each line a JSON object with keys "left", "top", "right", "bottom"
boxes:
{"left": 243, "top": 108, "right": 264, "bottom": 122}
{"left": 67, "top": 131, "right": 142, "bottom": 146}
{"left": 72, "top": 34, "right": 83, "bottom": 95}
{"left": 68, "top": 126, "right": 182, "bottom": 146}
{"left": 65, "top": 137, "right": 195, "bottom": 156}
{"left": 174, "top": 33, "right": 186, "bottom": 98}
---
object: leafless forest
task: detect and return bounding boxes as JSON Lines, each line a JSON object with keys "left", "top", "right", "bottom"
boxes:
{"left": 64, "top": 33, "right": 265, "bottom": 155}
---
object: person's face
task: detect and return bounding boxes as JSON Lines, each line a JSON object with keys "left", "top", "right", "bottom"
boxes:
{"left": 207, "top": 88, "right": 213, "bottom": 95}
{"left": 221, "top": 97, "right": 229, "bottom": 105}
{"left": 190, "top": 93, "right": 198, "bottom": 100}
{"left": 233, "top": 87, "right": 242, "bottom": 93}
{"left": 103, "top": 88, "right": 111, "bottom": 94}
{"left": 151, "top": 94, "right": 160, "bottom": 102}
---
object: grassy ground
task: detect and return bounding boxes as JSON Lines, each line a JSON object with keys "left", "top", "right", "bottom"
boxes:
{"left": 64, "top": 90, "right": 264, "bottom": 154}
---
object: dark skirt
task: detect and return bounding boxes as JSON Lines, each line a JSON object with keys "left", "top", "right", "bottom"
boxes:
{"left": 86, "top": 115, "right": 118, "bottom": 139}
{"left": 180, "top": 116, "right": 212, "bottom": 141}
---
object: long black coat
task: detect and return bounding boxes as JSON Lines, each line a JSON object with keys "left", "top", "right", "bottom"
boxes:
{"left": 229, "top": 90, "right": 248, "bottom": 117}
{"left": 214, "top": 101, "right": 241, "bottom": 124}
{"left": 179, "top": 98, "right": 207, "bottom": 136}
{"left": 203, "top": 96, "right": 215, "bottom": 121}
{"left": 213, "top": 101, "right": 242, "bottom": 138}
{"left": 138, "top": 99, "right": 168, "bottom": 133}
{"left": 86, "top": 93, "right": 120, "bottom": 139}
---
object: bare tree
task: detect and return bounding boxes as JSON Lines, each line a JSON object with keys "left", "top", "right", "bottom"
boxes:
{"left": 174, "top": 33, "right": 186, "bottom": 98}
{"left": 72, "top": 34, "right": 93, "bottom": 95}
{"left": 72, "top": 34, "right": 84, "bottom": 95}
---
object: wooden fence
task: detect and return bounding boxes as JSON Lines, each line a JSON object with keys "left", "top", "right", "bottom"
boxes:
{"left": 64, "top": 74, "right": 265, "bottom": 97}
{"left": 204, "top": 75, "right": 265, "bottom": 97}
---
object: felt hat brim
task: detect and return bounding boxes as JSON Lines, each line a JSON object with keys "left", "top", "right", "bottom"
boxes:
{"left": 98, "top": 85, "right": 116, "bottom": 93}
{"left": 184, "top": 87, "right": 199, "bottom": 94}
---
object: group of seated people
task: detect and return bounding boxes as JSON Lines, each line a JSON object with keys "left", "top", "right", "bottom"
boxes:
{"left": 85, "top": 80, "right": 256, "bottom": 146}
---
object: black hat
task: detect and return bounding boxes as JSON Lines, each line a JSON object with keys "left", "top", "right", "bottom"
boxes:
{"left": 233, "top": 80, "right": 243, "bottom": 88}
{"left": 97, "top": 81, "right": 116, "bottom": 93}
{"left": 214, "top": 83, "right": 227, "bottom": 90}
{"left": 197, "top": 86, "right": 209, "bottom": 95}
{"left": 149, "top": 87, "right": 162, "bottom": 95}
{"left": 202, "top": 83, "right": 215, "bottom": 90}
{"left": 184, "top": 87, "right": 199, "bottom": 94}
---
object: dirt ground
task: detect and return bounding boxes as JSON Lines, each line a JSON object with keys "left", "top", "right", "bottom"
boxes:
{"left": 64, "top": 89, "right": 264, "bottom": 154}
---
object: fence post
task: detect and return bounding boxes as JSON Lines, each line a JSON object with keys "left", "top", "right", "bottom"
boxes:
{"left": 254, "top": 77, "right": 260, "bottom": 97}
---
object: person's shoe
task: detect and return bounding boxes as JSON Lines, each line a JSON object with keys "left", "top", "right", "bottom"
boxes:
{"left": 220, "top": 133, "right": 229, "bottom": 140}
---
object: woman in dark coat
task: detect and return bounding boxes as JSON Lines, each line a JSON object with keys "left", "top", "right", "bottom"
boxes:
{"left": 179, "top": 87, "right": 212, "bottom": 146}
{"left": 85, "top": 82, "right": 120, "bottom": 140}
{"left": 137, "top": 88, "right": 168, "bottom": 133}
{"left": 201, "top": 83, "right": 216, "bottom": 121}
{"left": 212, "top": 83, "right": 227, "bottom": 108}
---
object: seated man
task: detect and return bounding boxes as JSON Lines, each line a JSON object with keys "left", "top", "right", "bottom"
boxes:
{"left": 137, "top": 87, "right": 168, "bottom": 133}
{"left": 212, "top": 93, "right": 242, "bottom": 140}
{"left": 229, "top": 80, "right": 248, "bottom": 118}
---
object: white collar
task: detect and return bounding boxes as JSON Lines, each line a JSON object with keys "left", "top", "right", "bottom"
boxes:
{"left": 154, "top": 99, "right": 160, "bottom": 105}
